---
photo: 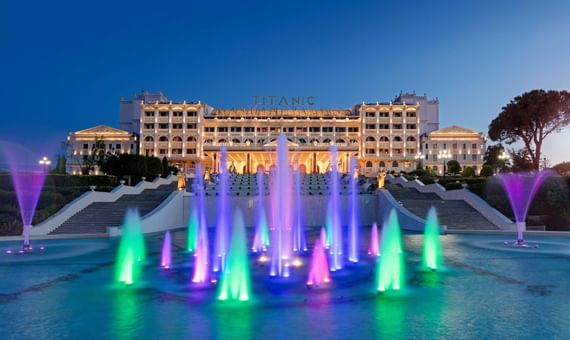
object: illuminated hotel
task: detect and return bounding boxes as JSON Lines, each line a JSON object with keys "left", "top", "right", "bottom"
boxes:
{"left": 136, "top": 97, "right": 422, "bottom": 176}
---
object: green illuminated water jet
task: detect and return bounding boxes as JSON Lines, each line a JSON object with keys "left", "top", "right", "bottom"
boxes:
{"left": 187, "top": 207, "right": 199, "bottom": 252}
{"left": 376, "top": 209, "right": 404, "bottom": 293}
{"left": 115, "top": 209, "right": 146, "bottom": 285}
{"left": 422, "top": 207, "right": 442, "bottom": 271}
{"left": 218, "top": 209, "right": 251, "bottom": 302}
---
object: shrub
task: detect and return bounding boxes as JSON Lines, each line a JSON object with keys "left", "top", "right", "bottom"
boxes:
{"left": 447, "top": 160, "right": 461, "bottom": 175}
{"left": 480, "top": 165, "right": 494, "bottom": 177}
{"left": 462, "top": 167, "right": 475, "bottom": 177}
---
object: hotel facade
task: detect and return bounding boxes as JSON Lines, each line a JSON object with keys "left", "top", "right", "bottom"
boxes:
{"left": 66, "top": 91, "right": 485, "bottom": 176}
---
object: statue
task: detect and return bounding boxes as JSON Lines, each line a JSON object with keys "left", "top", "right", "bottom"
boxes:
{"left": 378, "top": 171, "right": 386, "bottom": 189}
{"left": 177, "top": 172, "right": 186, "bottom": 191}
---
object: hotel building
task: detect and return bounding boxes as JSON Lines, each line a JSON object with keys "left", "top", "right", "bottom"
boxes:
{"left": 66, "top": 125, "right": 138, "bottom": 175}
{"left": 137, "top": 97, "right": 423, "bottom": 176}
{"left": 420, "top": 125, "right": 486, "bottom": 174}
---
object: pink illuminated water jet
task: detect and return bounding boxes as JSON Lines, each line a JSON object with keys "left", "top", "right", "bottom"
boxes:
{"left": 161, "top": 231, "right": 172, "bottom": 269}
{"left": 368, "top": 222, "right": 380, "bottom": 257}
{"left": 307, "top": 238, "right": 331, "bottom": 286}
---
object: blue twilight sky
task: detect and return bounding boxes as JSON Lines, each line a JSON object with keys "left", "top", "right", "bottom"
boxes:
{"left": 1, "top": 0, "right": 570, "bottom": 164}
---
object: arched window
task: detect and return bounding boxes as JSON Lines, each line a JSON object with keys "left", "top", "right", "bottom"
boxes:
{"left": 379, "top": 136, "right": 389, "bottom": 142}
{"left": 349, "top": 139, "right": 358, "bottom": 145}
{"left": 298, "top": 138, "right": 307, "bottom": 144}
{"left": 379, "top": 161, "right": 386, "bottom": 168}
{"left": 310, "top": 138, "right": 319, "bottom": 144}
{"left": 218, "top": 139, "right": 227, "bottom": 144}
{"left": 365, "top": 136, "right": 375, "bottom": 142}
{"left": 231, "top": 138, "right": 241, "bottom": 144}
{"left": 406, "top": 136, "right": 416, "bottom": 142}
{"left": 336, "top": 138, "right": 345, "bottom": 144}
{"left": 144, "top": 136, "right": 154, "bottom": 142}
{"left": 257, "top": 138, "right": 266, "bottom": 144}
{"left": 172, "top": 136, "right": 182, "bottom": 142}
{"left": 204, "top": 139, "right": 213, "bottom": 144}
{"left": 366, "top": 161, "right": 373, "bottom": 168}
{"left": 323, "top": 138, "right": 332, "bottom": 144}
{"left": 159, "top": 136, "right": 168, "bottom": 142}
{"left": 187, "top": 136, "right": 197, "bottom": 142}
{"left": 392, "top": 161, "right": 399, "bottom": 168}
{"left": 244, "top": 138, "right": 254, "bottom": 145}
{"left": 393, "top": 136, "right": 402, "bottom": 142}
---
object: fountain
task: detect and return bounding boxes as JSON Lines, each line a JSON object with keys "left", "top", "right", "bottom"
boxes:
{"left": 252, "top": 169, "right": 270, "bottom": 252}
{"left": 328, "top": 146, "right": 343, "bottom": 271}
{"left": 348, "top": 155, "right": 360, "bottom": 263}
{"left": 292, "top": 169, "right": 307, "bottom": 252}
{"left": 376, "top": 209, "right": 405, "bottom": 293}
{"left": 218, "top": 209, "right": 251, "bottom": 302}
{"left": 269, "top": 134, "right": 293, "bottom": 277}
{"left": 320, "top": 226, "right": 327, "bottom": 246}
{"left": 213, "top": 147, "right": 230, "bottom": 272}
{"left": 497, "top": 170, "right": 555, "bottom": 245}
{"left": 192, "top": 231, "right": 210, "bottom": 284}
{"left": 188, "top": 164, "right": 207, "bottom": 252}
{"left": 422, "top": 207, "right": 442, "bottom": 271}
{"left": 116, "top": 209, "right": 146, "bottom": 285}
{"left": 0, "top": 143, "right": 48, "bottom": 251}
{"left": 161, "top": 231, "right": 172, "bottom": 269}
{"left": 307, "top": 238, "right": 331, "bottom": 286}
{"left": 368, "top": 222, "right": 380, "bottom": 257}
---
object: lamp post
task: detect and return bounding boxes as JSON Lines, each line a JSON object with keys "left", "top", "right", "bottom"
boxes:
{"left": 438, "top": 150, "right": 451, "bottom": 181}
{"left": 414, "top": 151, "right": 423, "bottom": 170}
{"left": 38, "top": 156, "right": 51, "bottom": 172}
{"left": 498, "top": 150, "right": 510, "bottom": 174}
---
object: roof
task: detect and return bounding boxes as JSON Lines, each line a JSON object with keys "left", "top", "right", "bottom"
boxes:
{"left": 72, "top": 125, "right": 131, "bottom": 136}
{"left": 429, "top": 125, "right": 481, "bottom": 136}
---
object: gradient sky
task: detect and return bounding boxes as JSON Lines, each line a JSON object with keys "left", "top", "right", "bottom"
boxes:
{"left": 1, "top": 0, "right": 569, "bottom": 164}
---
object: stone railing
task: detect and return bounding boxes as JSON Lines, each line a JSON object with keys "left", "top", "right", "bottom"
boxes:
{"left": 30, "top": 175, "right": 178, "bottom": 236}
{"left": 386, "top": 174, "right": 515, "bottom": 231}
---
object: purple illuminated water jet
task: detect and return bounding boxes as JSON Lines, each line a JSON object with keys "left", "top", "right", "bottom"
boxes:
{"left": 161, "top": 231, "right": 172, "bottom": 269}
{"left": 292, "top": 168, "right": 307, "bottom": 252}
{"left": 307, "top": 238, "right": 331, "bottom": 286}
{"left": 0, "top": 142, "right": 48, "bottom": 251}
{"left": 496, "top": 170, "right": 555, "bottom": 245}
{"left": 252, "top": 169, "right": 270, "bottom": 253}
{"left": 328, "top": 146, "right": 343, "bottom": 271}
{"left": 213, "top": 147, "right": 230, "bottom": 272}
{"left": 348, "top": 155, "right": 360, "bottom": 263}
{"left": 269, "top": 134, "right": 293, "bottom": 277}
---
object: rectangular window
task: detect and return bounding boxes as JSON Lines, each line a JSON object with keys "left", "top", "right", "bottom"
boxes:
{"left": 116, "top": 144, "right": 121, "bottom": 149}
{"left": 366, "top": 148, "right": 375, "bottom": 154}
{"left": 472, "top": 154, "right": 477, "bottom": 161}
{"left": 443, "top": 143, "right": 447, "bottom": 149}
{"left": 392, "top": 124, "right": 403, "bottom": 129}
{"left": 425, "top": 143, "right": 428, "bottom": 149}
{"left": 204, "top": 127, "right": 215, "bottom": 133}
{"left": 463, "top": 154, "right": 467, "bottom": 160}
{"left": 159, "top": 149, "right": 167, "bottom": 154}
{"left": 463, "top": 143, "right": 467, "bottom": 149}
{"left": 406, "top": 112, "right": 416, "bottom": 117}
{"left": 187, "top": 124, "right": 197, "bottom": 129}
{"left": 244, "top": 127, "right": 255, "bottom": 132}
{"left": 159, "top": 123, "right": 168, "bottom": 129}
{"left": 144, "top": 123, "right": 154, "bottom": 129}
{"left": 172, "top": 124, "right": 183, "bottom": 129}
{"left": 379, "top": 112, "right": 389, "bottom": 117}
{"left": 218, "top": 127, "right": 228, "bottom": 132}
{"left": 366, "top": 112, "right": 376, "bottom": 117}
{"left": 287, "top": 127, "right": 295, "bottom": 132}
{"left": 186, "top": 111, "right": 197, "bottom": 116}
{"left": 406, "top": 124, "right": 416, "bottom": 129}
{"left": 172, "top": 149, "right": 182, "bottom": 155}
{"left": 348, "top": 127, "right": 359, "bottom": 132}
{"left": 379, "top": 148, "right": 389, "bottom": 154}
{"left": 159, "top": 111, "right": 169, "bottom": 117}
{"left": 322, "top": 127, "right": 333, "bottom": 132}
{"left": 392, "top": 112, "right": 402, "bottom": 117}
{"left": 309, "top": 127, "right": 320, "bottom": 132}
{"left": 83, "top": 143, "right": 88, "bottom": 149}
{"left": 257, "top": 127, "right": 268, "bottom": 132}
{"left": 432, "top": 155, "right": 438, "bottom": 161}
{"left": 186, "top": 149, "right": 197, "bottom": 154}
{"left": 144, "top": 111, "right": 155, "bottom": 117}
{"left": 433, "top": 144, "right": 438, "bottom": 149}
{"left": 453, "top": 143, "right": 457, "bottom": 149}
{"left": 379, "top": 124, "right": 390, "bottom": 129}
{"left": 230, "top": 127, "right": 242, "bottom": 132}
{"left": 172, "top": 111, "right": 183, "bottom": 117}
{"left": 296, "top": 127, "right": 307, "bottom": 132}
{"left": 472, "top": 144, "right": 477, "bottom": 149}
{"left": 365, "top": 124, "right": 376, "bottom": 130}
{"left": 335, "top": 127, "right": 346, "bottom": 132}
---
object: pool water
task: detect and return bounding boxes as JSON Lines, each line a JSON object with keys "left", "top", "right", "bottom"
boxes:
{"left": 0, "top": 230, "right": 569, "bottom": 339}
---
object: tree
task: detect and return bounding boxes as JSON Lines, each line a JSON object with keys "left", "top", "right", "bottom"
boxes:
{"left": 489, "top": 89, "right": 570, "bottom": 170}
{"left": 483, "top": 143, "right": 510, "bottom": 173}
{"left": 446, "top": 160, "right": 461, "bottom": 175}
{"left": 462, "top": 167, "right": 475, "bottom": 177}
{"left": 101, "top": 154, "right": 163, "bottom": 182}
{"left": 52, "top": 155, "right": 67, "bottom": 174}
{"left": 480, "top": 164, "right": 494, "bottom": 177}
{"left": 80, "top": 138, "right": 107, "bottom": 175}
{"left": 552, "top": 161, "right": 570, "bottom": 175}
{"left": 511, "top": 149, "right": 535, "bottom": 172}
{"left": 162, "top": 157, "right": 169, "bottom": 177}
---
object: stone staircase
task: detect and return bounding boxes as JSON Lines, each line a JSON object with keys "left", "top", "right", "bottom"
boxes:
{"left": 386, "top": 184, "right": 498, "bottom": 230}
{"left": 50, "top": 183, "right": 177, "bottom": 234}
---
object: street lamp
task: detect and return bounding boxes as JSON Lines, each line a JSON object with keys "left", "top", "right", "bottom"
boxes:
{"left": 38, "top": 156, "right": 51, "bottom": 172}
{"left": 414, "top": 151, "right": 423, "bottom": 170}
{"left": 498, "top": 150, "right": 510, "bottom": 173}
{"left": 438, "top": 150, "right": 451, "bottom": 180}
